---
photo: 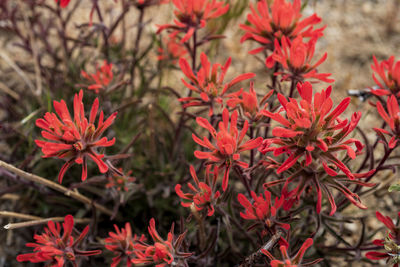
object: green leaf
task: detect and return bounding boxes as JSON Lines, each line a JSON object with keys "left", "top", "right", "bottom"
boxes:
{"left": 389, "top": 184, "right": 400, "bottom": 192}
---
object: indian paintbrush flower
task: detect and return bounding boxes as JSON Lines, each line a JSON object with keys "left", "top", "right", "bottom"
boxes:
{"left": 175, "top": 165, "right": 221, "bottom": 216}
{"left": 179, "top": 52, "right": 256, "bottom": 116}
{"left": 193, "top": 108, "right": 263, "bottom": 191}
{"left": 35, "top": 90, "right": 117, "bottom": 183}
{"left": 17, "top": 215, "right": 101, "bottom": 266}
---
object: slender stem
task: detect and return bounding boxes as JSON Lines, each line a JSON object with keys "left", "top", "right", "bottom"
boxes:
{"left": 4, "top": 217, "right": 91, "bottom": 230}
{"left": 130, "top": 7, "right": 145, "bottom": 92}
{"left": 234, "top": 165, "right": 252, "bottom": 197}
{"left": 0, "top": 160, "right": 114, "bottom": 216}
{"left": 238, "top": 230, "right": 283, "bottom": 267}
{"left": 0, "top": 211, "right": 42, "bottom": 221}
{"left": 94, "top": 0, "right": 110, "bottom": 60}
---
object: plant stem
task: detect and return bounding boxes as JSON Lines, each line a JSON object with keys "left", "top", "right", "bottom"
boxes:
{"left": 238, "top": 230, "right": 283, "bottom": 267}
{"left": 0, "top": 160, "right": 114, "bottom": 217}
{"left": 4, "top": 217, "right": 91, "bottom": 230}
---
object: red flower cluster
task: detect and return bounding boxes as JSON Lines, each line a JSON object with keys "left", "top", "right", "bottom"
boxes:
{"left": 17, "top": 215, "right": 101, "bottom": 266}
{"left": 81, "top": 60, "right": 114, "bottom": 94}
{"left": 266, "top": 36, "right": 333, "bottom": 83}
{"left": 374, "top": 95, "right": 400, "bottom": 149}
{"left": 55, "top": 0, "right": 70, "bottom": 8}
{"left": 260, "top": 82, "right": 375, "bottom": 214}
{"left": 227, "top": 82, "right": 274, "bottom": 122}
{"left": 175, "top": 165, "right": 221, "bottom": 216}
{"left": 179, "top": 53, "right": 255, "bottom": 116}
{"left": 262, "top": 238, "right": 322, "bottom": 267}
{"left": 105, "top": 223, "right": 146, "bottom": 267}
{"left": 131, "top": 218, "right": 191, "bottom": 267}
{"left": 35, "top": 90, "right": 117, "bottom": 183}
{"left": 370, "top": 56, "right": 400, "bottom": 97}
{"left": 366, "top": 211, "right": 400, "bottom": 267}
{"left": 193, "top": 108, "right": 263, "bottom": 191}
{"left": 106, "top": 169, "right": 136, "bottom": 192}
{"left": 157, "top": 0, "right": 229, "bottom": 43}
{"left": 157, "top": 36, "right": 188, "bottom": 64}
{"left": 237, "top": 190, "right": 289, "bottom": 230}
{"left": 240, "top": 0, "right": 324, "bottom": 54}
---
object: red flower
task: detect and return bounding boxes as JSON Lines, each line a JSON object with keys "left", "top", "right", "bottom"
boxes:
{"left": 157, "top": 0, "right": 229, "bottom": 43}
{"left": 81, "top": 60, "right": 114, "bottom": 94}
{"left": 266, "top": 36, "right": 334, "bottom": 83}
{"left": 157, "top": 36, "right": 188, "bottom": 64}
{"left": 370, "top": 55, "right": 400, "bottom": 97}
{"left": 175, "top": 165, "right": 221, "bottom": 216}
{"left": 179, "top": 52, "right": 256, "bottom": 116}
{"left": 105, "top": 223, "right": 146, "bottom": 267}
{"left": 366, "top": 211, "right": 400, "bottom": 267}
{"left": 240, "top": 0, "right": 324, "bottom": 54}
{"left": 226, "top": 82, "right": 274, "bottom": 122}
{"left": 134, "top": 0, "right": 170, "bottom": 8}
{"left": 17, "top": 215, "right": 101, "bottom": 266}
{"left": 260, "top": 82, "right": 375, "bottom": 214}
{"left": 237, "top": 190, "right": 289, "bottom": 230}
{"left": 35, "top": 90, "right": 117, "bottom": 183}
{"left": 132, "top": 218, "right": 191, "bottom": 267}
{"left": 55, "top": 0, "right": 71, "bottom": 8}
{"left": 106, "top": 169, "right": 136, "bottom": 193}
{"left": 262, "top": 238, "right": 322, "bottom": 267}
{"left": 193, "top": 108, "right": 263, "bottom": 191}
{"left": 374, "top": 95, "right": 400, "bottom": 149}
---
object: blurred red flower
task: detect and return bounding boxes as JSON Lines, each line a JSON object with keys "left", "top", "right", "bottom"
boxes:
{"left": 179, "top": 52, "right": 255, "bottom": 116}
{"left": 105, "top": 223, "right": 146, "bottom": 267}
{"left": 227, "top": 82, "right": 274, "bottom": 122}
{"left": 81, "top": 60, "right": 114, "bottom": 94}
{"left": 132, "top": 218, "right": 191, "bottom": 266}
{"left": 17, "top": 215, "right": 101, "bottom": 266}
{"left": 262, "top": 238, "right": 322, "bottom": 267}
{"left": 374, "top": 95, "right": 400, "bottom": 149}
{"left": 35, "top": 90, "right": 117, "bottom": 183}
{"left": 266, "top": 36, "right": 334, "bottom": 83}
{"left": 238, "top": 190, "right": 289, "bottom": 230}
{"left": 366, "top": 211, "right": 400, "bottom": 267}
{"left": 157, "top": 0, "right": 229, "bottom": 43}
{"left": 175, "top": 165, "right": 221, "bottom": 216}
{"left": 370, "top": 55, "right": 400, "bottom": 97}
{"left": 240, "top": 0, "right": 324, "bottom": 54}
{"left": 55, "top": 0, "right": 71, "bottom": 8}
{"left": 193, "top": 108, "right": 263, "bottom": 191}
{"left": 157, "top": 36, "right": 188, "bottom": 64}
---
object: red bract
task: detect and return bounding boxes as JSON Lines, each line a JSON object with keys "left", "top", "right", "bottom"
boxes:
{"left": 237, "top": 190, "right": 289, "bottom": 230}
{"left": 55, "top": 0, "right": 70, "bottom": 8}
{"left": 134, "top": 0, "right": 170, "bottom": 8}
{"left": 105, "top": 223, "right": 146, "bottom": 267}
{"left": 366, "top": 211, "right": 400, "bottom": 267}
{"left": 227, "top": 82, "right": 274, "bottom": 122}
{"left": 17, "top": 215, "right": 101, "bottom": 266}
{"left": 266, "top": 36, "right": 334, "bottom": 83}
{"left": 157, "top": 36, "right": 188, "bottom": 64}
{"left": 193, "top": 108, "right": 263, "bottom": 191}
{"left": 370, "top": 55, "right": 400, "bottom": 97}
{"left": 179, "top": 52, "right": 256, "bottom": 116}
{"left": 132, "top": 218, "right": 191, "bottom": 267}
{"left": 260, "top": 82, "right": 375, "bottom": 214}
{"left": 374, "top": 95, "right": 400, "bottom": 149}
{"left": 81, "top": 60, "right": 114, "bottom": 94}
{"left": 35, "top": 90, "right": 117, "bottom": 183}
{"left": 175, "top": 165, "right": 221, "bottom": 216}
{"left": 262, "top": 238, "right": 322, "bottom": 267}
{"left": 240, "top": 0, "right": 324, "bottom": 54}
{"left": 157, "top": 0, "right": 229, "bottom": 43}
{"left": 106, "top": 169, "right": 136, "bottom": 192}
